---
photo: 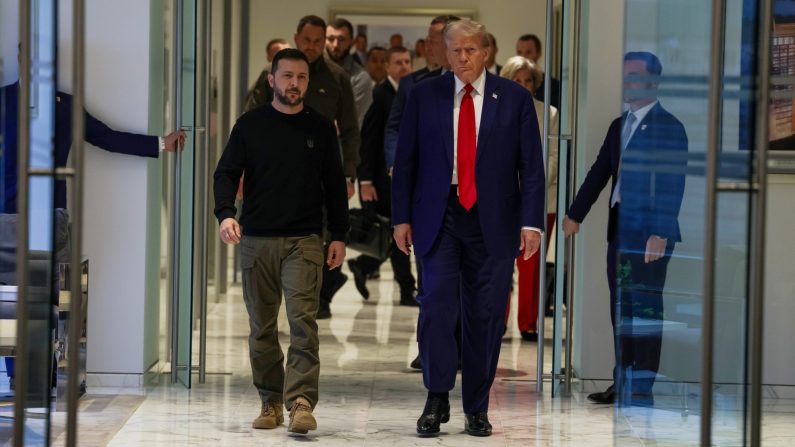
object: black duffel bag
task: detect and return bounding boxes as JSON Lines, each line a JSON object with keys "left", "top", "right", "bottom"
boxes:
{"left": 347, "top": 208, "right": 392, "bottom": 261}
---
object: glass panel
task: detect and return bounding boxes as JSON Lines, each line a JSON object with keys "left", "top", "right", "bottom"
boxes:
{"left": 615, "top": 0, "right": 754, "bottom": 445}
{"left": 763, "top": 1, "right": 795, "bottom": 444}
{"left": 175, "top": 0, "right": 196, "bottom": 388}
{"left": 551, "top": 0, "right": 575, "bottom": 397}
{"left": 0, "top": 0, "right": 59, "bottom": 444}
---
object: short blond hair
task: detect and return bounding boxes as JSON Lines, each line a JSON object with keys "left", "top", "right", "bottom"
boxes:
{"left": 500, "top": 55, "right": 543, "bottom": 90}
{"left": 443, "top": 19, "right": 490, "bottom": 48}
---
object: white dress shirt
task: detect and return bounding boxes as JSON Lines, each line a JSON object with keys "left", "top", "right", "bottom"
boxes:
{"left": 452, "top": 71, "right": 486, "bottom": 185}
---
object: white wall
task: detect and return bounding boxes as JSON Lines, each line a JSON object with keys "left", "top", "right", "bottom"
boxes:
{"left": 58, "top": 0, "right": 153, "bottom": 378}
{"left": 246, "top": 0, "right": 549, "bottom": 90}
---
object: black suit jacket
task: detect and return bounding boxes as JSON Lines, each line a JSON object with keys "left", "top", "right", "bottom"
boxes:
{"left": 1, "top": 83, "right": 158, "bottom": 213}
{"left": 358, "top": 80, "right": 397, "bottom": 216}
{"left": 567, "top": 102, "right": 688, "bottom": 244}
{"left": 383, "top": 67, "right": 442, "bottom": 168}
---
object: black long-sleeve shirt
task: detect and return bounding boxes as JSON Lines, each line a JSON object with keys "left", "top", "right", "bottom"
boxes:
{"left": 243, "top": 56, "right": 360, "bottom": 178}
{"left": 213, "top": 104, "right": 349, "bottom": 241}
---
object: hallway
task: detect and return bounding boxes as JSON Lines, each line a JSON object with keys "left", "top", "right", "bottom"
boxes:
{"left": 43, "top": 258, "right": 795, "bottom": 446}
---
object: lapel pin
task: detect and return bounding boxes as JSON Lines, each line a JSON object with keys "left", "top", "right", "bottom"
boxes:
{"left": 492, "top": 92, "right": 498, "bottom": 99}
{"left": 307, "top": 138, "right": 314, "bottom": 148}
{"left": 319, "top": 88, "right": 326, "bottom": 94}
{"left": 641, "top": 124, "right": 647, "bottom": 131}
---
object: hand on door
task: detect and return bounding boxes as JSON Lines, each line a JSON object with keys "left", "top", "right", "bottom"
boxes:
{"left": 163, "top": 130, "right": 187, "bottom": 152}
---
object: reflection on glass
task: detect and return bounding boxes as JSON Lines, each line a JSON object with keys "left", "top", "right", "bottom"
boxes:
{"left": 615, "top": 51, "right": 688, "bottom": 407}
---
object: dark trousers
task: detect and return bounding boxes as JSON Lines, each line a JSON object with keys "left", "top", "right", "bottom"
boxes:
{"left": 417, "top": 191, "right": 513, "bottom": 414}
{"left": 607, "top": 236, "right": 674, "bottom": 397}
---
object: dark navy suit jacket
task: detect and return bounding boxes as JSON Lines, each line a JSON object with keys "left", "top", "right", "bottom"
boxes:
{"left": 566, "top": 102, "right": 688, "bottom": 245}
{"left": 1, "top": 83, "right": 159, "bottom": 213}
{"left": 358, "top": 79, "right": 396, "bottom": 216}
{"left": 391, "top": 71, "right": 546, "bottom": 259}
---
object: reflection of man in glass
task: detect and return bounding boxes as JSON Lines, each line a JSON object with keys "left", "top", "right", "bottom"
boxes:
{"left": 563, "top": 52, "right": 688, "bottom": 406}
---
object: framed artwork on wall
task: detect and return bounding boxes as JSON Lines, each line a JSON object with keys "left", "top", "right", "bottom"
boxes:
{"left": 329, "top": 7, "right": 477, "bottom": 69}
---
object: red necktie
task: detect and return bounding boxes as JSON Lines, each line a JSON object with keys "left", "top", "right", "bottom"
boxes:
{"left": 457, "top": 84, "right": 477, "bottom": 210}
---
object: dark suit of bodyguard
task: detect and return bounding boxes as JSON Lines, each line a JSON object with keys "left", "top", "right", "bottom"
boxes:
{"left": 564, "top": 52, "right": 688, "bottom": 405}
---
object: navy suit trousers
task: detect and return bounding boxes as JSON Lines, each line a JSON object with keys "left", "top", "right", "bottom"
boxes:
{"left": 417, "top": 189, "right": 513, "bottom": 413}
{"left": 607, "top": 232, "right": 674, "bottom": 398}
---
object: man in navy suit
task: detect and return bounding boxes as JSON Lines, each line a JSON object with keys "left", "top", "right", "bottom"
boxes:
{"left": 1, "top": 81, "right": 185, "bottom": 213}
{"left": 563, "top": 52, "right": 688, "bottom": 406}
{"left": 347, "top": 46, "right": 419, "bottom": 305}
{"left": 1, "top": 79, "right": 184, "bottom": 386}
{"left": 392, "top": 19, "right": 545, "bottom": 437}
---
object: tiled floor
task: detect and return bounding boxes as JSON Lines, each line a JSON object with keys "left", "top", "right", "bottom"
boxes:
{"left": 76, "top": 260, "right": 795, "bottom": 446}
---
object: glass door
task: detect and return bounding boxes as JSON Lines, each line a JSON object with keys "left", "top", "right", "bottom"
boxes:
{"left": 552, "top": 0, "right": 773, "bottom": 445}
{"left": 1, "top": 0, "right": 86, "bottom": 444}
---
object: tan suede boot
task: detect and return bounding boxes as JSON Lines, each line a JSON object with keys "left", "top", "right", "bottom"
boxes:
{"left": 252, "top": 401, "right": 284, "bottom": 429}
{"left": 287, "top": 397, "right": 317, "bottom": 434}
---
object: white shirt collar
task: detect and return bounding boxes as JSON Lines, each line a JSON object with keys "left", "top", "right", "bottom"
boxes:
{"left": 454, "top": 69, "right": 487, "bottom": 97}
{"left": 628, "top": 100, "right": 658, "bottom": 124}
{"left": 387, "top": 76, "right": 399, "bottom": 92}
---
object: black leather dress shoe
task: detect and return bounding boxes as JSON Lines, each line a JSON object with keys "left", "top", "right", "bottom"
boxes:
{"left": 587, "top": 385, "right": 615, "bottom": 404}
{"left": 416, "top": 396, "right": 450, "bottom": 436}
{"left": 464, "top": 412, "right": 492, "bottom": 437}
{"left": 347, "top": 260, "right": 370, "bottom": 300}
{"left": 520, "top": 331, "right": 538, "bottom": 342}
{"left": 410, "top": 355, "right": 422, "bottom": 370}
{"left": 400, "top": 288, "right": 420, "bottom": 307}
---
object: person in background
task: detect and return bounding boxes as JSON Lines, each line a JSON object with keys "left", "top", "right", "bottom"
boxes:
{"left": 1, "top": 45, "right": 186, "bottom": 386}
{"left": 347, "top": 46, "right": 417, "bottom": 306}
{"left": 413, "top": 38, "right": 427, "bottom": 70}
{"left": 213, "top": 48, "right": 348, "bottom": 435}
{"left": 389, "top": 33, "right": 404, "bottom": 49}
{"left": 326, "top": 18, "right": 373, "bottom": 126}
{"left": 353, "top": 33, "right": 368, "bottom": 66}
{"left": 244, "top": 38, "right": 291, "bottom": 112}
{"left": 515, "top": 33, "right": 560, "bottom": 108}
{"left": 500, "top": 55, "right": 559, "bottom": 342}
{"left": 485, "top": 33, "right": 502, "bottom": 75}
{"left": 365, "top": 46, "right": 387, "bottom": 84}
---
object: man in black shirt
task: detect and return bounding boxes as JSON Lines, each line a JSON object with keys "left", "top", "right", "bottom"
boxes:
{"left": 213, "top": 48, "right": 348, "bottom": 436}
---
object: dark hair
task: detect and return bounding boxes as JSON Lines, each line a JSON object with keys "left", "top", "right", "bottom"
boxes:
{"left": 272, "top": 48, "right": 310, "bottom": 74}
{"left": 296, "top": 15, "right": 326, "bottom": 34}
{"left": 431, "top": 15, "right": 461, "bottom": 26}
{"left": 356, "top": 33, "right": 367, "bottom": 40}
{"left": 329, "top": 18, "right": 354, "bottom": 38}
{"left": 386, "top": 45, "right": 410, "bottom": 62}
{"left": 518, "top": 34, "right": 542, "bottom": 54}
{"left": 367, "top": 46, "right": 386, "bottom": 58}
{"left": 487, "top": 32, "right": 497, "bottom": 49}
{"left": 624, "top": 51, "right": 663, "bottom": 76}
{"left": 266, "top": 38, "right": 288, "bottom": 53}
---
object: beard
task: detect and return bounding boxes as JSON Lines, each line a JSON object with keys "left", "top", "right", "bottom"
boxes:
{"left": 274, "top": 86, "right": 304, "bottom": 106}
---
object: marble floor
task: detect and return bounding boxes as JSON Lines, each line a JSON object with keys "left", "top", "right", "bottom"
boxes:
{"left": 79, "top": 259, "right": 795, "bottom": 446}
